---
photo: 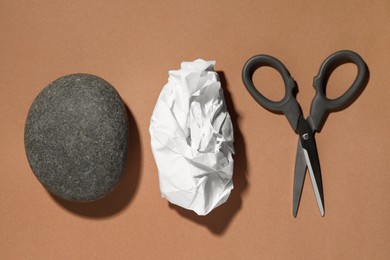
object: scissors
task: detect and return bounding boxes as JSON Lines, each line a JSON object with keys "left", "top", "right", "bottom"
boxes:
{"left": 242, "top": 50, "right": 368, "bottom": 217}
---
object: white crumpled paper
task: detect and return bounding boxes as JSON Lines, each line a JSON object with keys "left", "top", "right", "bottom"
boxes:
{"left": 149, "top": 59, "right": 234, "bottom": 216}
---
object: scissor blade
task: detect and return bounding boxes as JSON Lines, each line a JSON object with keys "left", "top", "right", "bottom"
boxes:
{"left": 301, "top": 137, "right": 325, "bottom": 216}
{"left": 293, "top": 139, "right": 307, "bottom": 217}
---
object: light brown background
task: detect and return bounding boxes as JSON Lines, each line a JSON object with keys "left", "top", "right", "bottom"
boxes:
{"left": 1, "top": 1, "right": 389, "bottom": 259}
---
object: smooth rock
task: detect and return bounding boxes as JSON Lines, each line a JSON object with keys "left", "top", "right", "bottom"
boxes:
{"left": 24, "top": 74, "right": 129, "bottom": 201}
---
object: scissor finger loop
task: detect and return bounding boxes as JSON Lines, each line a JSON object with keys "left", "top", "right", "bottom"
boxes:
{"left": 314, "top": 50, "right": 368, "bottom": 107}
{"left": 309, "top": 50, "right": 369, "bottom": 132}
{"left": 242, "top": 55, "right": 302, "bottom": 131}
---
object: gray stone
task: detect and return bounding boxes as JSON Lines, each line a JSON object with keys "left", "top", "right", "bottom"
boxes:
{"left": 24, "top": 74, "right": 129, "bottom": 201}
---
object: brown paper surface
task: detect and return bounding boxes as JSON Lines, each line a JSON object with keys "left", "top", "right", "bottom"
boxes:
{"left": 1, "top": 1, "right": 389, "bottom": 259}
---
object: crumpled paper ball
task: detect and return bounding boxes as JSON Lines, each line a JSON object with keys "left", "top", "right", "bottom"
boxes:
{"left": 150, "top": 59, "right": 234, "bottom": 215}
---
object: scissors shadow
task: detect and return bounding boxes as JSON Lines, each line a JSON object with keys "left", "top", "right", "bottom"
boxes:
{"left": 169, "top": 71, "right": 249, "bottom": 235}
{"left": 50, "top": 104, "right": 141, "bottom": 218}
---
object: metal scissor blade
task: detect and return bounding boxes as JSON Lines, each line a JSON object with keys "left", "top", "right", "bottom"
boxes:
{"left": 301, "top": 137, "right": 325, "bottom": 216}
{"left": 293, "top": 139, "right": 307, "bottom": 217}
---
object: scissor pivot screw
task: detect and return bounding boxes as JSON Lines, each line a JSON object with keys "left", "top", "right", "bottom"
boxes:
{"left": 302, "top": 133, "right": 309, "bottom": 140}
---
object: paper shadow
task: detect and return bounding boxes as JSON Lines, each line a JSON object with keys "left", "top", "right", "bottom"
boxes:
{"left": 50, "top": 104, "right": 141, "bottom": 218}
{"left": 169, "top": 71, "right": 248, "bottom": 235}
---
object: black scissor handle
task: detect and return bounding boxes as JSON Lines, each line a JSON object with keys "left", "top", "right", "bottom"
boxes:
{"left": 242, "top": 55, "right": 302, "bottom": 131}
{"left": 308, "top": 50, "right": 369, "bottom": 132}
